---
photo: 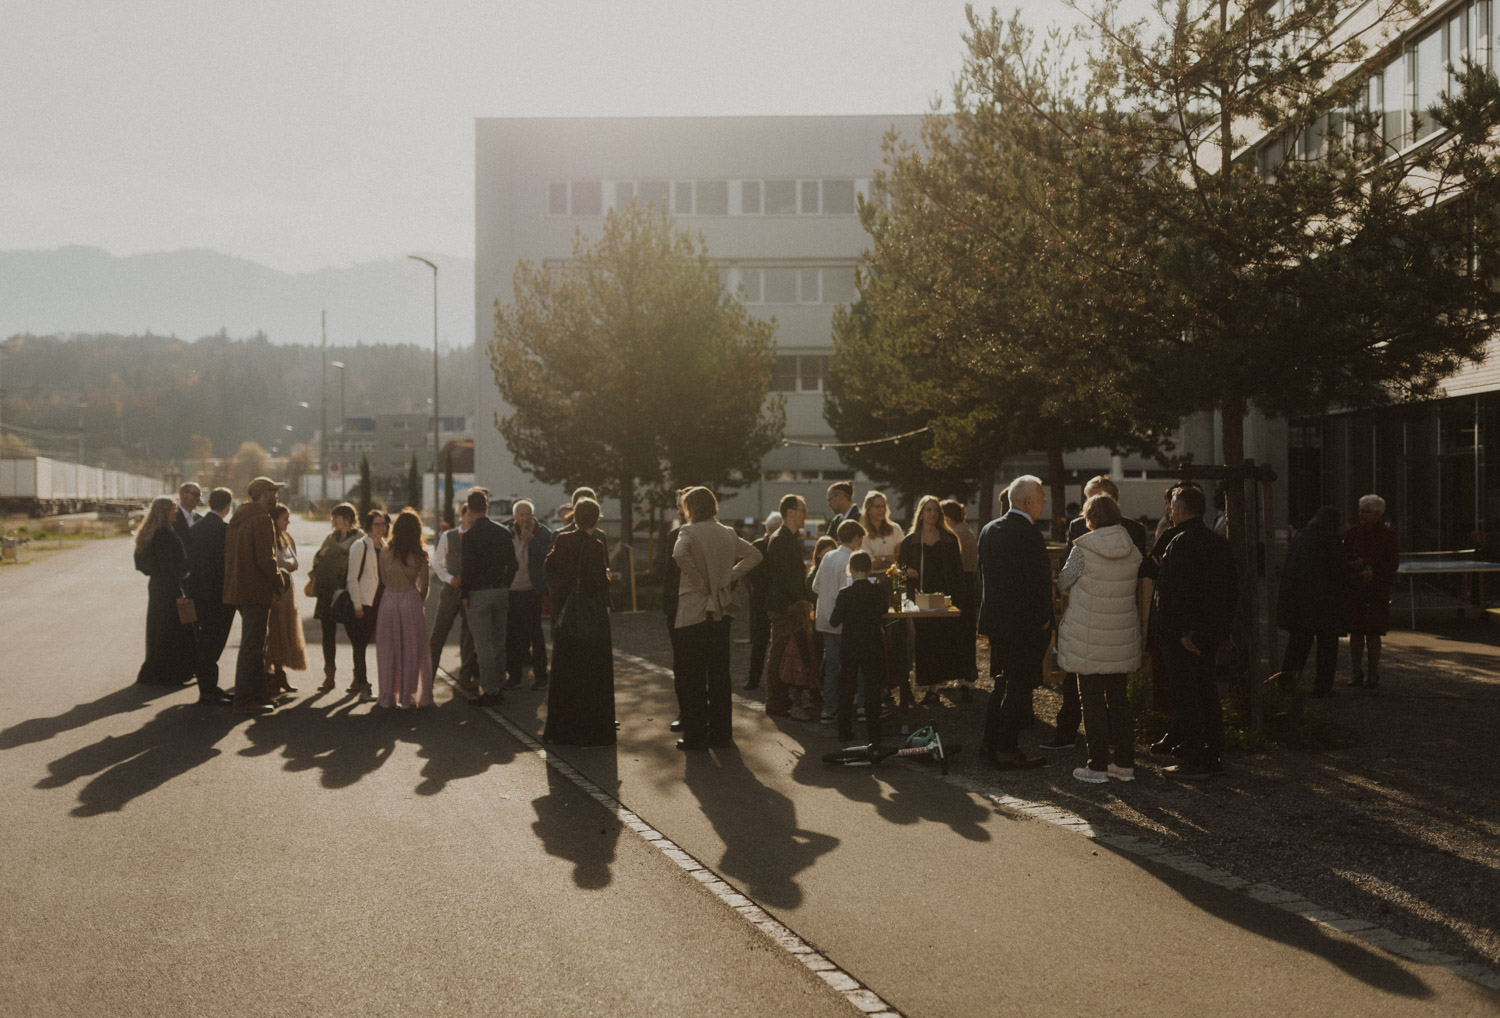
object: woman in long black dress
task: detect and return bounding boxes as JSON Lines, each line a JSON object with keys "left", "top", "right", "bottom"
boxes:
{"left": 134, "top": 495, "right": 196, "bottom": 686}
{"left": 897, "top": 494, "right": 965, "bottom": 706}
{"left": 543, "top": 497, "right": 615, "bottom": 746}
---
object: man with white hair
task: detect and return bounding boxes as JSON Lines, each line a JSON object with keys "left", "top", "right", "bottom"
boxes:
{"left": 742, "top": 510, "right": 783, "bottom": 690}
{"left": 976, "top": 475, "right": 1053, "bottom": 769}
{"left": 173, "top": 481, "right": 202, "bottom": 545}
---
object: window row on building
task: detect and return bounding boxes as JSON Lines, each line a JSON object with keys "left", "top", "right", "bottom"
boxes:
{"left": 1258, "top": 0, "right": 1494, "bottom": 172}
{"left": 718, "top": 265, "right": 858, "bottom": 305}
{"left": 762, "top": 469, "right": 860, "bottom": 482}
{"left": 773, "top": 354, "right": 829, "bottom": 393}
{"left": 547, "top": 177, "right": 869, "bottom": 217}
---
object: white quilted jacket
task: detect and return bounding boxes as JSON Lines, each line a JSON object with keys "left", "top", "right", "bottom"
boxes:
{"left": 1055, "top": 524, "right": 1143, "bottom": 675}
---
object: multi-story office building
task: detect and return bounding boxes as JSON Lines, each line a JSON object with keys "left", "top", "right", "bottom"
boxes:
{"left": 474, "top": 115, "right": 1271, "bottom": 527}
{"left": 1252, "top": 0, "right": 1500, "bottom": 552}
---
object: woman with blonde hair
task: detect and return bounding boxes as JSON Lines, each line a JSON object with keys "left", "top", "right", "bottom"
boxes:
{"left": 264, "top": 505, "right": 307, "bottom": 695}
{"left": 375, "top": 508, "right": 433, "bottom": 708}
{"left": 671, "top": 486, "right": 762, "bottom": 749}
{"left": 134, "top": 496, "right": 196, "bottom": 686}
{"left": 898, "top": 495, "right": 965, "bottom": 705}
{"left": 544, "top": 498, "right": 616, "bottom": 745}
{"left": 861, "top": 490, "right": 912, "bottom": 708}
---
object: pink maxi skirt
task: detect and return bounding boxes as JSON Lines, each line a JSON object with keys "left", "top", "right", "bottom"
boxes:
{"left": 375, "top": 587, "right": 434, "bottom": 708}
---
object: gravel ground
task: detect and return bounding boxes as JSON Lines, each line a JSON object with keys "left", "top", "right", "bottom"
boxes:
{"left": 611, "top": 610, "right": 1500, "bottom": 970}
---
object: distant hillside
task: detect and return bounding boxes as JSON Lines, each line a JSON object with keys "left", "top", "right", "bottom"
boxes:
{"left": 0, "top": 332, "right": 481, "bottom": 472}
{"left": 0, "top": 246, "right": 475, "bottom": 349}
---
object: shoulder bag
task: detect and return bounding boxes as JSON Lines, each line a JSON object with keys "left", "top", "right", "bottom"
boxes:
{"left": 328, "top": 540, "right": 367, "bottom": 625}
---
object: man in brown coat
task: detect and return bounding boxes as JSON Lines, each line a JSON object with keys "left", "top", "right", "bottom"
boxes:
{"left": 223, "top": 476, "right": 290, "bottom": 714}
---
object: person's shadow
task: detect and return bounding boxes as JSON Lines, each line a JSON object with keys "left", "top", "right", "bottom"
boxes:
{"left": 531, "top": 749, "right": 621, "bottom": 888}
{"left": 36, "top": 700, "right": 239, "bottom": 817}
{"left": 683, "top": 745, "right": 838, "bottom": 910}
{"left": 789, "top": 744, "right": 994, "bottom": 843}
{"left": 0, "top": 682, "right": 185, "bottom": 752}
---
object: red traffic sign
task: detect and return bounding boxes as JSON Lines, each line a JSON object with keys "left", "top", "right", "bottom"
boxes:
{"left": 327, "top": 461, "right": 341, "bottom": 476}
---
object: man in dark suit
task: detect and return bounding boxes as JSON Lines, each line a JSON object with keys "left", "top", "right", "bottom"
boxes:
{"left": 461, "top": 488, "right": 520, "bottom": 708}
{"left": 977, "top": 475, "right": 1054, "bottom": 769}
{"left": 186, "top": 486, "right": 234, "bottom": 705}
{"left": 763, "top": 494, "right": 810, "bottom": 716}
{"left": 1040, "top": 475, "right": 1150, "bottom": 751}
{"left": 173, "top": 482, "right": 202, "bottom": 545}
{"left": 823, "top": 481, "right": 859, "bottom": 537}
{"left": 742, "top": 511, "right": 781, "bottom": 690}
{"left": 1153, "top": 485, "right": 1237, "bottom": 779}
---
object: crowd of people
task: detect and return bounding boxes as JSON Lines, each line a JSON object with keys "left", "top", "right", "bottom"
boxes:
{"left": 131, "top": 470, "right": 1398, "bottom": 781}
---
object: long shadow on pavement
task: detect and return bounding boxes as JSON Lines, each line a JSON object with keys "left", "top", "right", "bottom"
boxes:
{"left": 0, "top": 681, "right": 186, "bottom": 751}
{"left": 531, "top": 751, "right": 622, "bottom": 888}
{"left": 35, "top": 698, "right": 240, "bottom": 816}
{"left": 683, "top": 744, "right": 839, "bottom": 911}
{"left": 1100, "top": 840, "right": 1436, "bottom": 999}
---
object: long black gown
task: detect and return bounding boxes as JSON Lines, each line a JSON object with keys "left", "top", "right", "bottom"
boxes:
{"left": 543, "top": 529, "right": 615, "bottom": 746}
{"left": 897, "top": 530, "right": 967, "bottom": 688}
{"left": 135, "top": 526, "right": 197, "bottom": 685}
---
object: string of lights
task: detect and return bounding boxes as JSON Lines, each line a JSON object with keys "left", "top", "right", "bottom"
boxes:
{"left": 779, "top": 425, "right": 931, "bottom": 453}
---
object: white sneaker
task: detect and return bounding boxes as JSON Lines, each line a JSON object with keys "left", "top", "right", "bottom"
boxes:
{"left": 1073, "top": 766, "right": 1109, "bottom": 784}
{"left": 1107, "top": 765, "right": 1136, "bottom": 782}
{"left": 819, "top": 713, "right": 835, "bottom": 725}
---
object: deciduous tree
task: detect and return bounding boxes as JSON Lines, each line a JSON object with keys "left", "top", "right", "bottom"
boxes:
{"left": 491, "top": 205, "right": 784, "bottom": 543}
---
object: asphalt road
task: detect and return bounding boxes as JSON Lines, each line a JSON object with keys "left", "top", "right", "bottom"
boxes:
{"left": 1, "top": 524, "right": 1496, "bottom": 1017}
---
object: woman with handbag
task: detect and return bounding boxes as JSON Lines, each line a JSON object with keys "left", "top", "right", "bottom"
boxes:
{"left": 375, "top": 508, "right": 434, "bottom": 708}
{"left": 264, "top": 505, "right": 308, "bottom": 695}
{"left": 133, "top": 496, "right": 197, "bottom": 686}
{"left": 671, "top": 486, "right": 762, "bottom": 750}
{"left": 309, "top": 503, "right": 363, "bottom": 693}
{"left": 542, "top": 498, "right": 615, "bottom": 746}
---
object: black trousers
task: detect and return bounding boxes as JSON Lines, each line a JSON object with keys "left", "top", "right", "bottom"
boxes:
{"left": 1163, "top": 638, "right": 1224, "bottom": 768}
{"left": 1052, "top": 673, "right": 1082, "bottom": 738}
{"left": 981, "top": 629, "right": 1048, "bottom": 753}
{"left": 233, "top": 603, "right": 271, "bottom": 706}
{"left": 746, "top": 606, "right": 770, "bottom": 686}
{"left": 674, "top": 618, "right": 733, "bottom": 744}
{"left": 837, "top": 656, "right": 883, "bottom": 744}
{"left": 1079, "top": 672, "right": 1133, "bottom": 771}
{"left": 1281, "top": 627, "right": 1339, "bottom": 694}
{"left": 320, "top": 613, "right": 372, "bottom": 685}
{"left": 506, "top": 588, "right": 548, "bottom": 684}
{"left": 193, "top": 600, "right": 237, "bottom": 696}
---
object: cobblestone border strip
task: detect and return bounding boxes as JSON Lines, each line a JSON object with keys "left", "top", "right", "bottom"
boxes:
{"left": 438, "top": 668, "right": 903, "bottom": 1018}
{"left": 610, "top": 652, "right": 1500, "bottom": 994}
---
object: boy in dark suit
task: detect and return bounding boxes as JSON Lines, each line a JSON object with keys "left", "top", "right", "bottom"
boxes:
{"left": 829, "top": 551, "right": 887, "bottom": 744}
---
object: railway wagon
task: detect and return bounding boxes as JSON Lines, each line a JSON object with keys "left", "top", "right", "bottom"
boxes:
{"left": 0, "top": 456, "right": 163, "bottom": 516}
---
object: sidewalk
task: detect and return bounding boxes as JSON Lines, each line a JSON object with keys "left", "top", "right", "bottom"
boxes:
{"left": 483, "top": 622, "right": 1500, "bottom": 1017}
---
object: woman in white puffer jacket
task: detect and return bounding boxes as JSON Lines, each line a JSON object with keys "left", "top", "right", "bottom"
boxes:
{"left": 1056, "top": 494, "right": 1142, "bottom": 784}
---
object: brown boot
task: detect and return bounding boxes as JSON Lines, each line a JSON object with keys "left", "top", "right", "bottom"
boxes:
{"left": 318, "top": 666, "right": 336, "bottom": 693}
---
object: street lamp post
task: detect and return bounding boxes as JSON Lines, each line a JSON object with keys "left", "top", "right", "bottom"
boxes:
{"left": 320, "top": 310, "right": 327, "bottom": 502}
{"left": 329, "top": 363, "right": 346, "bottom": 500}
{"left": 408, "top": 255, "right": 438, "bottom": 518}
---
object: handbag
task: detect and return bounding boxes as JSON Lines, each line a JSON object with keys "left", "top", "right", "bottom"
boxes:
{"left": 329, "top": 539, "right": 369, "bottom": 625}
{"left": 175, "top": 596, "right": 198, "bottom": 624}
{"left": 557, "top": 535, "right": 608, "bottom": 643}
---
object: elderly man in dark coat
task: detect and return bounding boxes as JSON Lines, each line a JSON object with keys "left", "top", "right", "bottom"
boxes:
{"left": 1277, "top": 505, "right": 1363, "bottom": 697}
{"left": 977, "top": 475, "right": 1054, "bottom": 770}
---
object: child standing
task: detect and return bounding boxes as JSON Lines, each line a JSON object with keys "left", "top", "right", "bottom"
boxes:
{"left": 811, "top": 519, "right": 866, "bottom": 723}
{"left": 829, "top": 550, "right": 888, "bottom": 745}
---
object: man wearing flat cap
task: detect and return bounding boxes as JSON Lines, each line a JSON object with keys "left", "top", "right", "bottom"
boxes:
{"left": 223, "top": 476, "right": 290, "bottom": 714}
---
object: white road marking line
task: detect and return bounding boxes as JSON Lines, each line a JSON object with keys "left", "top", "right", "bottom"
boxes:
{"left": 437, "top": 665, "right": 905, "bottom": 1018}
{"left": 608, "top": 651, "right": 1500, "bottom": 993}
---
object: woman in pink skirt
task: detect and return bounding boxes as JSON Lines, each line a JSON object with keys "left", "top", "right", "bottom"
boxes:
{"left": 375, "top": 508, "right": 433, "bottom": 708}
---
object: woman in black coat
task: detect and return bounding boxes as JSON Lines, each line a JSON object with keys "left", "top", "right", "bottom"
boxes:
{"left": 898, "top": 495, "right": 966, "bottom": 706}
{"left": 134, "top": 496, "right": 197, "bottom": 686}
{"left": 1277, "top": 505, "right": 1363, "bottom": 697}
{"left": 542, "top": 498, "right": 615, "bottom": 746}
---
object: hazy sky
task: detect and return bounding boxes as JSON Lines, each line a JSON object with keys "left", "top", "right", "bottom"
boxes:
{"left": 4, "top": 0, "right": 1110, "bottom": 274}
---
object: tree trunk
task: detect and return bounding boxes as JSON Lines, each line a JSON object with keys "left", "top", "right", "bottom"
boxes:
{"left": 1045, "top": 441, "right": 1067, "bottom": 541}
{"left": 1220, "top": 398, "right": 1262, "bottom": 738}
{"left": 978, "top": 462, "right": 997, "bottom": 525}
{"left": 619, "top": 474, "right": 636, "bottom": 551}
